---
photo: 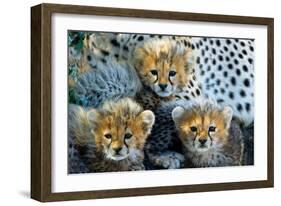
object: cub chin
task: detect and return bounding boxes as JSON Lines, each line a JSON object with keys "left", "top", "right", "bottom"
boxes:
{"left": 68, "top": 98, "right": 155, "bottom": 173}
{"left": 172, "top": 100, "right": 244, "bottom": 167}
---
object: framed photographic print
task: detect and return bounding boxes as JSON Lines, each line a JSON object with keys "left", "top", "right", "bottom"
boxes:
{"left": 31, "top": 3, "right": 274, "bottom": 202}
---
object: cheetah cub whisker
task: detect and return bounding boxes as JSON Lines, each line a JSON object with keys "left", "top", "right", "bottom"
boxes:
{"left": 69, "top": 98, "right": 155, "bottom": 173}
{"left": 172, "top": 99, "right": 245, "bottom": 167}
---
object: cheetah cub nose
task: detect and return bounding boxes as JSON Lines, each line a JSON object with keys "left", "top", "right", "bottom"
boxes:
{"left": 113, "top": 147, "right": 122, "bottom": 154}
{"left": 199, "top": 139, "right": 207, "bottom": 145}
{"left": 159, "top": 84, "right": 168, "bottom": 91}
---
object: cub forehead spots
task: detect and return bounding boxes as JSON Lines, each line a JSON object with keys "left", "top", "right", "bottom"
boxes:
{"left": 134, "top": 38, "right": 193, "bottom": 71}
{"left": 87, "top": 98, "right": 155, "bottom": 144}
{"left": 172, "top": 100, "right": 233, "bottom": 133}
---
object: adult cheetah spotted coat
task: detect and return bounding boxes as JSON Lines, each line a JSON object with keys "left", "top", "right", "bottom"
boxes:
{"left": 80, "top": 33, "right": 254, "bottom": 126}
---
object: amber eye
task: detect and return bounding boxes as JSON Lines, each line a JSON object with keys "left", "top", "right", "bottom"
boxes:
{"left": 124, "top": 133, "right": 133, "bottom": 139}
{"left": 104, "top": 134, "right": 112, "bottom": 139}
{"left": 190, "top": 126, "right": 197, "bottom": 132}
{"left": 169, "top": 71, "right": 177, "bottom": 77}
{"left": 209, "top": 126, "right": 216, "bottom": 132}
{"left": 150, "top": 70, "right": 158, "bottom": 76}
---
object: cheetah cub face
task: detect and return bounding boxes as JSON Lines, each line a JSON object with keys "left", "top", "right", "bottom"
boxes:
{"left": 172, "top": 101, "right": 233, "bottom": 153}
{"left": 88, "top": 98, "right": 155, "bottom": 161}
{"left": 134, "top": 39, "right": 194, "bottom": 98}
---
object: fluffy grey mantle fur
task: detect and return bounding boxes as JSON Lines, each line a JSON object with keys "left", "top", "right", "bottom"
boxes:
{"left": 73, "top": 61, "right": 142, "bottom": 108}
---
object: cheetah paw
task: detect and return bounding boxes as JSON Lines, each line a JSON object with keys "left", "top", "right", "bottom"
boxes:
{"left": 154, "top": 152, "right": 185, "bottom": 169}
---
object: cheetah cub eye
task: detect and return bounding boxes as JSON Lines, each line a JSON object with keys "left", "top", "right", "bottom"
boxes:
{"left": 172, "top": 103, "right": 233, "bottom": 152}
{"left": 150, "top": 69, "right": 158, "bottom": 76}
{"left": 87, "top": 98, "right": 155, "bottom": 161}
{"left": 104, "top": 134, "right": 112, "bottom": 139}
{"left": 134, "top": 38, "right": 194, "bottom": 98}
{"left": 124, "top": 133, "right": 133, "bottom": 139}
{"left": 190, "top": 126, "right": 197, "bottom": 132}
{"left": 208, "top": 126, "right": 216, "bottom": 132}
{"left": 169, "top": 71, "right": 177, "bottom": 77}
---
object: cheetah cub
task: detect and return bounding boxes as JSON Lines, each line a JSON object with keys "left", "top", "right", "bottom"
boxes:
{"left": 133, "top": 38, "right": 202, "bottom": 110}
{"left": 69, "top": 98, "right": 155, "bottom": 173}
{"left": 172, "top": 100, "right": 244, "bottom": 167}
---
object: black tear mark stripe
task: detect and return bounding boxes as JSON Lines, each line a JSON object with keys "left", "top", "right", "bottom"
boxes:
{"left": 168, "top": 76, "right": 174, "bottom": 85}
{"left": 124, "top": 139, "right": 129, "bottom": 148}
{"left": 193, "top": 132, "right": 198, "bottom": 143}
{"left": 192, "top": 133, "right": 197, "bottom": 147}
{"left": 153, "top": 75, "right": 158, "bottom": 84}
{"left": 208, "top": 131, "right": 213, "bottom": 140}
{"left": 108, "top": 139, "right": 113, "bottom": 149}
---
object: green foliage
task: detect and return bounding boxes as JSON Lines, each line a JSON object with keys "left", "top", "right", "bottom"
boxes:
{"left": 69, "top": 64, "right": 78, "bottom": 82}
{"left": 68, "top": 31, "right": 86, "bottom": 52}
{"left": 68, "top": 31, "right": 88, "bottom": 104}
{"left": 68, "top": 89, "right": 77, "bottom": 104}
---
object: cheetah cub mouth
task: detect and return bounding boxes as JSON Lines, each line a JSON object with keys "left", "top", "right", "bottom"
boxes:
{"left": 102, "top": 135, "right": 131, "bottom": 161}
{"left": 153, "top": 82, "right": 176, "bottom": 97}
{"left": 107, "top": 152, "right": 129, "bottom": 161}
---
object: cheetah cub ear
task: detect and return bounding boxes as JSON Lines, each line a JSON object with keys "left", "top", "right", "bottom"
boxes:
{"left": 138, "top": 110, "right": 155, "bottom": 134}
{"left": 222, "top": 106, "right": 233, "bottom": 129}
{"left": 172, "top": 106, "right": 185, "bottom": 124}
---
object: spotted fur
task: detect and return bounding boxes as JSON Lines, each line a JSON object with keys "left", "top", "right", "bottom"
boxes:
{"left": 134, "top": 38, "right": 194, "bottom": 97}
{"left": 82, "top": 33, "right": 254, "bottom": 125}
{"left": 192, "top": 37, "right": 254, "bottom": 126}
{"left": 68, "top": 98, "right": 155, "bottom": 173}
{"left": 172, "top": 99, "right": 244, "bottom": 167}
{"left": 68, "top": 32, "right": 255, "bottom": 170}
{"left": 145, "top": 99, "right": 247, "bottom": 169}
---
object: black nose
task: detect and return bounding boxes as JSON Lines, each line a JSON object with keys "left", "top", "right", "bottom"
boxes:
{"left": 113, "top": 147, "right": 122, "bottom": 154}
{"left": 199, "top": 139, "right": 207, "bottom": 145}
{"left": 159, "top": 84, "right": 168, "bottom": 91}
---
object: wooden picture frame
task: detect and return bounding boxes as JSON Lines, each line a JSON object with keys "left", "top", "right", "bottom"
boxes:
{"left": 31, "top": 3, "right": 274, "bottom": 202}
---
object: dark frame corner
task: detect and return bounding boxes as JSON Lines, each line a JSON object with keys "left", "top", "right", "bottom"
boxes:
{"left": 31, "top": 3, "right": 274, "bottom": 202}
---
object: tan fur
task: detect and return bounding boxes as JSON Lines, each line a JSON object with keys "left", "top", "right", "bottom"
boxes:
{"left": 78, "top": 48, "right": 92, "bottom": 74}
{"left": 172, "top": 100, "right": 243, "bottom": 167}
{"left": 88, "top": 98, "right": 154, "bottom": 154}
{"left": 134, "top": 38, "right": 194, "bottom": 97}
{"left": 85, "top": 33, "right": 115, "bottom": 52}
{"left": 176, "top": 107, "right": 230, "bottom": 145}
{"left": 69, "top": 104, "right": 92, "bottom": 145}
{"left": 69, "top": 98, "right": 155, "bottom": 172}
